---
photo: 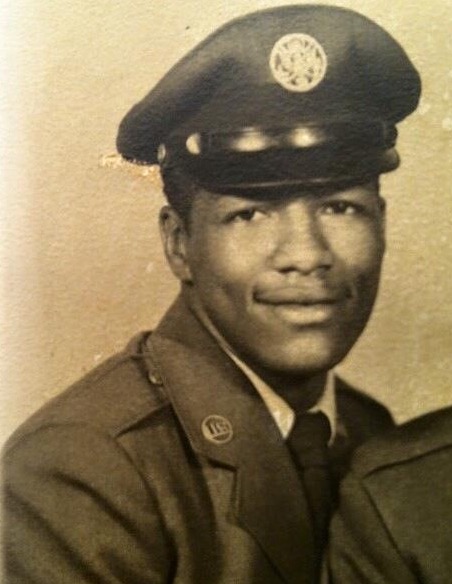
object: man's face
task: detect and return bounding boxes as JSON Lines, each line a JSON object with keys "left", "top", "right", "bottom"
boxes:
{"left": 173, "top": 181, "right": 385, "bottom": 378}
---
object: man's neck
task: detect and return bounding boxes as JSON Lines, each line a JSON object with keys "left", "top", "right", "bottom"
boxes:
{"left": 243, "top": 363, "right": 328, "bottom": 413}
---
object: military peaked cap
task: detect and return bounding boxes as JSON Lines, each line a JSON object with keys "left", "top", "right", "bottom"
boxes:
{"left": 117, "top": 5, "right": 421, "bottom": 192}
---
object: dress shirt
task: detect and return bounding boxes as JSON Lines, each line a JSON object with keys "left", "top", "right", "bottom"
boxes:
{"left": 225, "top": 350, "right": 337, "bottom": 443}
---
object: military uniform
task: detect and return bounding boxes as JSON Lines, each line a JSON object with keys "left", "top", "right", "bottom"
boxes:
{"left": 328, "top": 406, "right": 452, "bottom": 584}
{"left": 4, "top": 298, "right": 393, "bottom": 584}
{"left": 4, "top": 5, "right": 421, "bottom": 584}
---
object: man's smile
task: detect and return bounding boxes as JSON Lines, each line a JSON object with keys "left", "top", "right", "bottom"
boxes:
{"left": 254, "top": 286, "right": 349, "bottom": 305}
{"left": 253, "top": 289, "right": 349, "bottom": 326}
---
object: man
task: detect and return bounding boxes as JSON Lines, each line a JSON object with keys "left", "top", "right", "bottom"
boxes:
{"left": 327, "top": 406, "right": 452, "bottom": 583}
{"left": 3, "top": 5, "right": 420, "bottom": 584}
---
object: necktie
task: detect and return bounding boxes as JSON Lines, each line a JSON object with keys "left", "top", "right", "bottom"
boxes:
{"left": 287, "top": 411, "right": 332, "bottom": 552}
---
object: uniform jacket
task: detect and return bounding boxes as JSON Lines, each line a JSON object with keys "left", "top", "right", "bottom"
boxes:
{"left": 3, "top": 297, "right": 393, "bottom": 584}
{"left": 328, "top": 406, "right": 452, "bottom": 584}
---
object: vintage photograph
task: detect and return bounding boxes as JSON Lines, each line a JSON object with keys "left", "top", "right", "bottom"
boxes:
{"left": 1, "top": 1, "right": 451, "bottom": 582}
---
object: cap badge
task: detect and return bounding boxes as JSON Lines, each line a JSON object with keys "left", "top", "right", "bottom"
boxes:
{"left": 269, "top": 33, "right": 328, "bottom": 93}
{"left": 201, "top": 415, "right": 234, "bottom": 444}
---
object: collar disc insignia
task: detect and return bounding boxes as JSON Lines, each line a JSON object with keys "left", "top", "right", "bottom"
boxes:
{"left": 202, "top": 415, "right": 234, "bottom": 444}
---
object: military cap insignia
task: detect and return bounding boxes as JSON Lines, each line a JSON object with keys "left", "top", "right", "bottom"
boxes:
{"left": 202, "top": 415, "right": 234, "bottom": 444}
{"left": 269, "top": 33, "right": 328, "bottom": 92}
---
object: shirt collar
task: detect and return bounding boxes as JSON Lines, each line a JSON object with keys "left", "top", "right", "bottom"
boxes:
{"left": 225, "top": 350, "right": 337, "bottom": 443}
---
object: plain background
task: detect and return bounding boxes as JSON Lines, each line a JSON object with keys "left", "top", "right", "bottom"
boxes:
{"left": 1, "top": 0, "right": 451, "bottom": 446}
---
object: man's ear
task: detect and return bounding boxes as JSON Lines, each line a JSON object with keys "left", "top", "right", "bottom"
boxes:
{"left": 159, "top": 206, "right": 193, "bottom": 283}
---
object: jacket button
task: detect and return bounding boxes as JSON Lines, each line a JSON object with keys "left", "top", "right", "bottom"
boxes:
{"left": 148, "top": 371, "right": 163, "bottom": 385}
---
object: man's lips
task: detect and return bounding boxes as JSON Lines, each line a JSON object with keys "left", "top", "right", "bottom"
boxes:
{"left": 253, "top": 287, "right": 350, "bottom": 326}
{"left": 254, "top": 287, "right": 345, "bottom": 305}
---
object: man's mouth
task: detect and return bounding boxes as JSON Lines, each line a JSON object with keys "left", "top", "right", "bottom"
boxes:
{"left": 254, "top": 287, "right": 349, "bottom": 325}
{"left": 255, "top": 287, "right": 344, "bottom": 305}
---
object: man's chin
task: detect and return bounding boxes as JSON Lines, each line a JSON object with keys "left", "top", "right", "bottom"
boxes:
{"left": 240, "top": 338, "right": 351, "bottom": 379}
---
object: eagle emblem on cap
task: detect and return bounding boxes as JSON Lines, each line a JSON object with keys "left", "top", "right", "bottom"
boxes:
{"left": 269, "top": 33, "right": 328, "bottom": 92}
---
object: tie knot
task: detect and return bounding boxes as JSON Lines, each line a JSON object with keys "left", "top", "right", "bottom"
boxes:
{"left": 296, "top": 411, "right": 331, "bottom": 441}
{"left": 288, "top": 411, "right": 331, "bottom": 466}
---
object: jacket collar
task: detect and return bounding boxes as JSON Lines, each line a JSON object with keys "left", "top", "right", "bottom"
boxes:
{"left": 143, "top": 296, "right": 316, "bottom": 584}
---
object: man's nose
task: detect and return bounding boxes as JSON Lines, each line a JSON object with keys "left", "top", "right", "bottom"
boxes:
{"left": 270, "top": 206, "right": 333, "bottom": 275}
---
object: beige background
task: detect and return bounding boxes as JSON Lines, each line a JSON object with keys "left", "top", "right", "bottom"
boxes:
{"left": 1, "top": 0, "right": 451, "bottom": 446}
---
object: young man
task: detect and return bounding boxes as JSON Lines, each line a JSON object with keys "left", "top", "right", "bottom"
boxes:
{"left": 3, "top": 6, "right": 420, "bottom": 583}
{"left": 328, "top": 406, "right": 452, "bottom": 583}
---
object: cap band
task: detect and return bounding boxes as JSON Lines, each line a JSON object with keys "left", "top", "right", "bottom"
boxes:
{"left": 159, "top": 121, "right": 398, "bottom": 192}
{"left": 181, "top": 122, "right": 397, "bottom": 156}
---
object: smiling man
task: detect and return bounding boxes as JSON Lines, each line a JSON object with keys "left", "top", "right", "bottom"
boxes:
{"left": 3, "top": 6, "right": 420, "bottom": 584}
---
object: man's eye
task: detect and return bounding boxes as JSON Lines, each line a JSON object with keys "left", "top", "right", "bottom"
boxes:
{"left": 322, "top": 201, "right": 361, "bottom": 215}
{"left": 229, "top": 208, "right": 265, "bottom": 222}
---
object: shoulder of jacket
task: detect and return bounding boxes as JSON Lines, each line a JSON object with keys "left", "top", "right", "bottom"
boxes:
{"left": 351, "top": 406, "right": 452, "bottom": 478}
{"left": 335, "top": 377, "right": 391, "bottom": 415}
{"left": 4, "top": 332, "right": 171, "bottom": 453}
{"left": 335, "top": 377, "right": 394, "bottom": 437}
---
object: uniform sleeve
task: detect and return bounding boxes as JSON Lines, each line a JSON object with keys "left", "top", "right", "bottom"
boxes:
{"left": 3, "top": 424, "right": 174, "bottom": 584}
{"left": 326, "top": 472, "right": 416, "bottom": 584}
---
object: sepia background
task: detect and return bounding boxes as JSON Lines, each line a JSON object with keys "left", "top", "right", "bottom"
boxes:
{"left": 1, "top": 0, "right": 451, "bottom": 446}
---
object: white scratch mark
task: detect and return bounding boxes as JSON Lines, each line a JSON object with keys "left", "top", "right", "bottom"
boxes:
{"left": 146, "top": 261, "right": 155, "bottom": 274}
{"left": 99, "top": 152, "right": 163, "bottom": 186}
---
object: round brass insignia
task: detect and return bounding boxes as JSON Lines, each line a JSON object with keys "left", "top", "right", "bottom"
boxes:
{"left": 201, "top": 415, "right": 234, "bottom": 444}
{"left": 269, "top": 33, "right": 328, "bottom": 93}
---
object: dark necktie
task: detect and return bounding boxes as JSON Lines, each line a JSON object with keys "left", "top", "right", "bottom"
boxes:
{"left": 287, "top": 411, "right": 332, "bottom": 552}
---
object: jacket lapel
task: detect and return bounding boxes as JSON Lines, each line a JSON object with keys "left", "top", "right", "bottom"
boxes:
{"left": 144, "top": 297, "right": 316, "bottom": 584}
